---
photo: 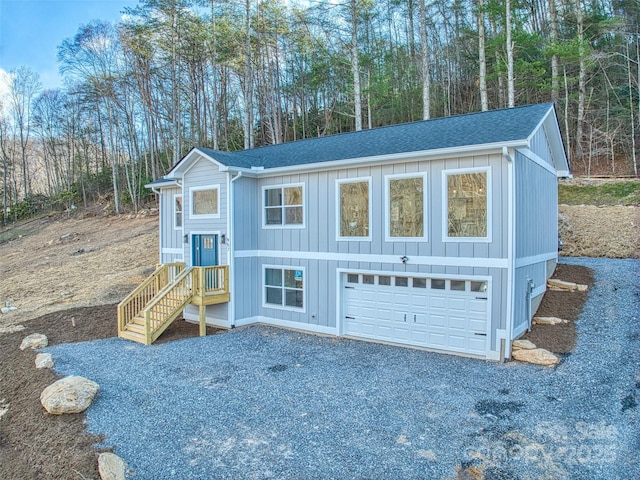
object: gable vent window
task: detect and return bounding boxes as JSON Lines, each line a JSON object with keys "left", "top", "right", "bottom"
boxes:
{"left": 264, "top": 185, "right": 304, "bottom": 227}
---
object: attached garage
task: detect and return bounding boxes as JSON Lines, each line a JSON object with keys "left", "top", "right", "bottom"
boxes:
{"left": 342, "top": 272, "right": 490, "bottom": 357}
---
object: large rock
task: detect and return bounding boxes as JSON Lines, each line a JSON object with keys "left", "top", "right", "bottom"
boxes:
{"left": 512, "top": 348, "right": 559, "bottom": 366}
{"left": 40, "top": 376, "right": 99, "bottom": 414}
{"left": 512, "top": 339, "right": 536, "bottom": 350}
{"left": 547, "top": 278, "right": 577, "bottom": 291}
{"left": 35, "top": 353, "right": 54, "bottom": 369}
{"left": 98, "top": 452, "right": 127, "bottom": 480}
{"left": 20, "top": 333, "right": 48, "bottom": 350}
{"left": 533, "top": 316, "right": 565, "bottom": 325}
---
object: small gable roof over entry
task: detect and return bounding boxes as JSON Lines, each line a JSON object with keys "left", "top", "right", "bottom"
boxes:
{"left": 160, "top": 103, "right": 567, "bottom": 181}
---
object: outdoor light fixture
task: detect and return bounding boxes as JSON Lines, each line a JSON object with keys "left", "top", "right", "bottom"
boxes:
{"left": 184, "top": 234, "right": 188, "bottom": 244}
{"left": 401, "top": 256, "right": 408, "bottom": 264}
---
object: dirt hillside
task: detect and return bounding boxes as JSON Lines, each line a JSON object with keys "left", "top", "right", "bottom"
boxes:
{"left": 0, "top": 212, "right": 158, "bottom": 332}
{"left": 559, "top": 205, "right": 640, "bottom": 258}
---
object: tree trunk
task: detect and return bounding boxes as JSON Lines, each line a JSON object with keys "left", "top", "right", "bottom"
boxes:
{"left": 548, "top": 0, "right": 559, "bottom": 103}
{"left": 506, "top": 0, "right": 515, "bottom": 108}
{"left": 477, "top": 0, "right": 488, "bottom": 111}
{"left": 419, "top": 0, "right": 431, "bottom": 119}
{"left": 351, "top": 0, "right": 363, "bottom": 131}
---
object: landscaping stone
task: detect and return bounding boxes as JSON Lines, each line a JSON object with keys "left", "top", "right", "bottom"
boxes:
{"left": 98, "top": 452, "right": 127, "bottom": 480}
{"left": 533, "top": 316, "right": 565, "bottom": 325}
{"left": 512, "top": 339, "right": 536, "bottom": 350}
{"left": 19, "top": 333, "right": 48, "bottom": 350}
{"left": 35, "top": 353, "right": 54, "bottom": 369}
{"left": 40, "top": 376, "right": 99, "bottom": 414}
{"left": 547, "top": 279, "right": 577, "bottom": 291}
{"left": 512, "top": 348, "right": 559, "bottom": 366}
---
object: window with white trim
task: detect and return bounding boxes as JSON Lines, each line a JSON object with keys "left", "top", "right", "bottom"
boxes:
{"left": 386, "top": 174, "right": 425, "bottom": 240}
{"left": 337, "top": 178, "right": 371, "bottom": 240}
{"left": 264, "top": 266, "right": 304, "bottom": 310}
{"left": 190, "top": 186, "right": 219, "bottom": 218}
{"left": 174, "top": 194, "right": 182, "bottom": 229}
{"left": 263, "top": 184, "right": 304, "bottom": 227}
{"left": 444, "top": 169, "right": 489, "bottom": 240}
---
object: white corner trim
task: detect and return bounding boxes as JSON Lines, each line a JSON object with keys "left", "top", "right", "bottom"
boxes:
{"left": 515, "top": 252, "right": 558, "bottom": 268}
{"left": 515, "top": 148, "right": 557, "bottom": 175}
{"left": 235, "top": 249, "right": 509, "bottom": 269}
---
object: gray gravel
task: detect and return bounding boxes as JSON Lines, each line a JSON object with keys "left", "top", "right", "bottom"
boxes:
{"left": 47, "top": 258, "right": 639, "bottom": 479}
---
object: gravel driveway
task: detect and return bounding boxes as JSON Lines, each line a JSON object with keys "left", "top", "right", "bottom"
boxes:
{"left": 48, "top": 258, "right": 639, "bottom": 479}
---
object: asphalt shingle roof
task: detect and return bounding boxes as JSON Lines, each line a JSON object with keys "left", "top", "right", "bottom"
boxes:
{"left": 196, "top": 103, "right": 554, "bottom": 170}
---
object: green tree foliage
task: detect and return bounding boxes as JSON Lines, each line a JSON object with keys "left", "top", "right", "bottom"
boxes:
{"left": 1, "top": 0, "right": 638, "bottom": 224}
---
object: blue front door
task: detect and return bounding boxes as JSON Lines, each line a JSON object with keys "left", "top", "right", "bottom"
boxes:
{"left": 192, "top": 234, "right": 218, "bottom": 267}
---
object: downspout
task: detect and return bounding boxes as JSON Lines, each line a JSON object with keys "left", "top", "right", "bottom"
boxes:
{"left": 502, "top": 146, "right": 515, "bottom": 361}
{"left": 228, "top": 171, "right": 243, "bottom": 328}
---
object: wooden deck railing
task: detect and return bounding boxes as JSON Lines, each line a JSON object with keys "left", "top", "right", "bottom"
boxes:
{"left": 142, "top": 267, "right": 195, "bottom": 344}
{"left": 118, "top": 264, "right": 230, "bottom": 344}
{"left": 193, "top": 265, "right": 229, "bottom": 299}
{"left": 117, "top": 262, "right": 185, "bottom": 334}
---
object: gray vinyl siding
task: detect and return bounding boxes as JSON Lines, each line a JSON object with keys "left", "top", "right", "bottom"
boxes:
{"left": 235, "top": 153, "right": 508, "bottom": 258}
{"left": 513, "top": 263, "right": 548, "bottom": 335}
{"left": 159, "top": 186, "right": 184, "bottom": 264}
{"left": 514, "top": 150, "right": 558, "bottom": 258}
{"left": 529, "top": 127, "right": 554, "bottom": 166}
{"left": 182, "top": 157, "right": 228, "bottom": 267}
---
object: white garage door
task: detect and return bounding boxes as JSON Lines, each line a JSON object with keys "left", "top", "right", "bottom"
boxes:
{"left": 342, "top": 273, "right": 488, "bottom": 356}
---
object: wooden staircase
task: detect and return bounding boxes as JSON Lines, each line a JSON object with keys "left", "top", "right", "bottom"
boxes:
{"left": 118, "top": 262, "right": 230, "bottom": 345}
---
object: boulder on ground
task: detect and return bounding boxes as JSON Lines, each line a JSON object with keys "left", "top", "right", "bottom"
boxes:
{"left": 98, "top": 452, "right": 127, "bottom": 480}
{"left": 512, "top": 339, "right": 536, "bottom": 350}
{"left": 40, "top": 376, "right": 99, "bottom": 414}
{"left": 35, "top": 353, "right": 54, "bottom": 369}
{"left": 20, "top": 333, "right": 48, "bottom": 350}
{"left": 547, "top": 278, "right": 577, "bottom": 291}
{"left": 512, "top": 348, "right": 559, "bottom": 366}
{"left": 533, "top": 316, "right": 565, "bottom": 325}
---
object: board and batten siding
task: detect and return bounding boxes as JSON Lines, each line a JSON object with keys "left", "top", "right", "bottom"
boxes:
{"left": 235, "top": 153, "right": 508, "bottom": 259}
{"left": 179, "top": 155, "right": 230, "bottom": 326}
{"left": 512, "top": 149, "right": 559, "bottom": 337}
{"left": 159, "top": 186, "right": 184, "bottom": 264}
{"left": 182, "top": 156, "right": 229, "bottom": 267}
{"left": 529, "top": 127, "right": 554, "bottom": 166}
{"left": 514, "top": 150, "right": 558, "bottom": 259}
{"left": 233, "top": 256, "right": 508, "bottom": 354}
{"left": 232, "top": 152, "right": 511, "bottom": 356}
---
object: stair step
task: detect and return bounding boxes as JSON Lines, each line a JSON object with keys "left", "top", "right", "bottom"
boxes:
{"left": 118, "top": 329, "right": 146, "bottom": 344}
{"left": 126, "top": 323, "right": 146, "bottom": 334}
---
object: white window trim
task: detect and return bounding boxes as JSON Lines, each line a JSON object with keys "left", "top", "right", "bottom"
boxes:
{"left": 442, "top": 166, "right": 492, "bottom": 243}
{"left": 384, "top": 172, "right": 428, "bottom": 242}
{"left": 190, "top": 185, "right": 220, "bottom": 219}
{"left": 261, "top": 183, "right": 306, "bottom": 229}
{"left": 173, "top": 194, "right": 183, "bottom": 230}
{"left": 262, "top": 264, "right": 306, "bottom": 313}
{"left": 336, "top": 176, "right": 372, "bottom": 241}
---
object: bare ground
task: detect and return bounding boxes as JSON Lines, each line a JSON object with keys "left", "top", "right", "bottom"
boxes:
{"left": 559, "top": 204, "right": 640, "bottom": 258}
{"left": 0, "top": 204, "right": 635, "bottom": 479}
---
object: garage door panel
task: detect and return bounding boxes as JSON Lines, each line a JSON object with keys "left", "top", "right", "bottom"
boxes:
{"left": 343, "top": 273, "right": 488, "bottom": 357}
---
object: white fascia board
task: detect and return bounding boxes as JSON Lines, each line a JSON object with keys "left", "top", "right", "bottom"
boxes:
{"left": 526, "top": 106, "right": 569, "bottom": 174}
{"left": 166, "top": 148, "right": 229, "bottom": 178}
{"left": 222, "top": 140, "right": 529, "bottom": 178}
{"left": 145, "top": 179, "right": 180, "bottom": 189}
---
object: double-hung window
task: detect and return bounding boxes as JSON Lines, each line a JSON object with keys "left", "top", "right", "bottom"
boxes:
{"left": 443, "top": 167, "right": 491, "bottom": 242}
{"left": 190, "top": 185, "right": 220, "bottom": 219}
{"left": 263, "top": 184, "right": 304, "bottom": 227}
{"left": 337, "top": 177, "right": 372, "bottom": 240}
{"left": 385, "top": 173, "right": 426, "bottom": 241}
{"left": 174, "top": 194, "right": 183, "bottom": 229}
{"left": 264, "top": 266, "right": 305, "bottom": 311}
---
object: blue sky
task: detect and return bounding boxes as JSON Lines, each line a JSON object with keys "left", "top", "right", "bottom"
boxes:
{"left": 0, "top": 0, "right": 139, "bottom": 90}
